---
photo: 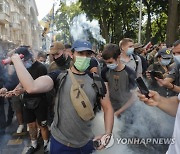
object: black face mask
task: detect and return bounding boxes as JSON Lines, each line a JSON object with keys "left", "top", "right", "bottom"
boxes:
{"left": 54, "top": 54, "right": 67, "bottom": 66}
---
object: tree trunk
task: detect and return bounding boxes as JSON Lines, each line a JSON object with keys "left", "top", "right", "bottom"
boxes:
{"left": 145, "top": 5, "right": 151, "bottom": 43}
{"left": 99, "top": 17, "right": 109, "bottom": 43}
{"left": 166, "top": 0, "right": 179, "bottom": 46}
{"left": 143, "top": 0, "right": 152, "bottom": 43}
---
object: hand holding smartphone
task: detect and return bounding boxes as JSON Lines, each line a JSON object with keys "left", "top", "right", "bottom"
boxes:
{"left": 93, "top": 140, "right": 101, "bottom": 149}
{"left": 149, "top": 71, "right": 163, "bottom": 79}
{"left": 136, "top": 77, "right": 150, "bottom": 98}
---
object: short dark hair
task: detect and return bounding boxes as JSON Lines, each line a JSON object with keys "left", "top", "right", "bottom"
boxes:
{"left": 102, "top": 43, "right": 121, "bottom": 60}
{"left": 37, "top": 51, "right": 47, "bottom": 59}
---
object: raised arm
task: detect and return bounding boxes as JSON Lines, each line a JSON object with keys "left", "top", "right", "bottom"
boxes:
{"left": 138, "top": 90, "right": 179, "bottom": 117}
{"left": 11, "top": 54, "right": 54, "bottom": 94}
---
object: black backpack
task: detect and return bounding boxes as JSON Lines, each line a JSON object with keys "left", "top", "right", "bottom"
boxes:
{"left": 132, "top": 54, "right": 139, "bottom": 72}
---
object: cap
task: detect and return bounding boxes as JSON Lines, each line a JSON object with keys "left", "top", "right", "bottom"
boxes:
{"left": 134, "top": 43, "right": 144, "bottom": 49}
{"left": 157, "top": 48, "right": 172, "bottom": 58}
{"left": 72, "top": 40, "right": 94, "bottom": 53}
{"left": 49, "top": 42, "right": 65, "bottom": 55}
{"left": 15, "top": 47, "right": 32, "bottom": 61}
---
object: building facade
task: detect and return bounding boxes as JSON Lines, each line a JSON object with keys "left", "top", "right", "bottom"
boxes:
{"left": 0, "top": 0, "right": 42, "bottom": 55}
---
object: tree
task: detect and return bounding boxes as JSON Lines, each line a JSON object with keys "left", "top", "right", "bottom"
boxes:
{"left": 79, "top": 0, "right": 139, "bottom": 44}
{"left": 54, "top": 0, "right": 179, "bottom": 46}
{"left": 54, "top": 1, "right": 83, "bottom": 43}
{"left": 142, "top": 0, "right": 168, "bottom": 43}
{"left": 166, "top": 0, "right": 179, "bottom": 46}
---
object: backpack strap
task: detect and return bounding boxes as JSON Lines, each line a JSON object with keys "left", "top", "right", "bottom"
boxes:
{"left": 132, "top": 54, "right": 139, "bottom": 72}
{"left": 92, "top": 73, "right": 106, "bottom": 111}
{"left": 54, "top": 70, "right": 68, "bottom": 127}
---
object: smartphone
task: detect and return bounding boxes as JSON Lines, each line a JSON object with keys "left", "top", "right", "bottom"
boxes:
{"left": 149, "top": 71, "right": 163, "bottom": 79}
{"left": 93, "top": 140, "right": 101, "bottom": 148}
{"left": 135, "top": 77, "right": 150, "bottom": 98}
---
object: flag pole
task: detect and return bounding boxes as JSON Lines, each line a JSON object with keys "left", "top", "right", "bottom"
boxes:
{"left": 50, "top": 2, "right": 55, "bottom": 44}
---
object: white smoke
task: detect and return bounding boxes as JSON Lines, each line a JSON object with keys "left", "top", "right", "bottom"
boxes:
{"left": 92, "top": 98, "right": 175, "bottom": 154}
{"left": 70, "top": 13, "right": 106, "bottom": 43}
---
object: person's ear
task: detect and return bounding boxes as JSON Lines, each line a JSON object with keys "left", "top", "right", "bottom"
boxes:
{"left": 120, "top": 47, "right": 124, "bottom": 52}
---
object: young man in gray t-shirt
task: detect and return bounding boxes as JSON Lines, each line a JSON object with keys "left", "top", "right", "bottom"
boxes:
{"left": 101, "top": 43, "right": 137, "bottom": 117}
{"left": 10, "top": 40, "right": 114, "bottom": 154}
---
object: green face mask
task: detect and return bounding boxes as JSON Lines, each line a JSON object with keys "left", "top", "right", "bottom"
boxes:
{"left": 74, "top": 56, "right": 91, "bottom": 72}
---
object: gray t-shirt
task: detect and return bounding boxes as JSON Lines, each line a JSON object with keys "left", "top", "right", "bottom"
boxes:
{"left": 49, "top": 71, "right": 97, "bottom": 147}
{"left": 101, "top": 66, "right": 136, "bottom": 111}
{"left": 167, "top": 64, "right": 180, "bottom": 86}
{"left": 120, "top": 54, "right": 142, "bottom": 77}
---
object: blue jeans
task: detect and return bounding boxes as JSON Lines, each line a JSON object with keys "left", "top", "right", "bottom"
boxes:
{"left": 50, "top": 136, "right": 95, "bottom": 154}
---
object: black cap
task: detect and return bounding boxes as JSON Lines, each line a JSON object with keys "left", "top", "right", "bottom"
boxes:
{"left": 15, "top": 47, "right": 32, "bottom": 61}
{"left": 156, "top": 48, "right": 172, "bottom": 58}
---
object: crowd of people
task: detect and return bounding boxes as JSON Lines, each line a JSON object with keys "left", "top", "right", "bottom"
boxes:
{"left": 0, "top": 38, "right": 179, "bottom": 154}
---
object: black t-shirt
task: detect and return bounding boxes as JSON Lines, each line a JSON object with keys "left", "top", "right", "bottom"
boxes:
{"left": 24, "top": 61, "right": 47, "bottom": 98}
{"left": 0, "top": 64, "right": 5, "bottom": 88}
{"left": 86, "top": 57, "right": 99, "bottom": 72}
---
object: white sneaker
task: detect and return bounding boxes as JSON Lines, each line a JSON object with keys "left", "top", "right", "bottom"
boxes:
{"left": 37, "top": 128, "right": 41, "bottom": 138}
{"left": 27, "top": 125, "right": 29, "bottom": 132}
{"left": 16, "top": 124, "right": 24, "bottom": 133}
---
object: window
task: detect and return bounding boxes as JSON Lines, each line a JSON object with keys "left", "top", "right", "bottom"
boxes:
{"left": 0, "top": 0, "right": 10, "bottom": 15}
{"left": 12, "top": 12, "right": 19, "bottom": 23}
{"left": 0, "top": 1, "right": 3, "bottom": 12}
{"left": 4, "top": 1, "right": 10, "bottom": 15}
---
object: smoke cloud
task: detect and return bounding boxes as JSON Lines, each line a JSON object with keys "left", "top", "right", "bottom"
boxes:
{"left": 70, "top": 13, "right": 106, "bottom": 44}
{"left": 92, "top": 98, "right": 175, "bottom": 154}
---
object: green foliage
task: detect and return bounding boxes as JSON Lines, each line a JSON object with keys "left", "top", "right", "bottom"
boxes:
{"left": 79, "top": 0, "right": 139, "bottom": 43}
{"left": 54, "top": 1, "right": 83, "bottom": 43}
{"left": 151, "top": 12, "right": 168, "bottom": 44}
{"left": 53, "top": 0, "right": 178, "bottom": 45}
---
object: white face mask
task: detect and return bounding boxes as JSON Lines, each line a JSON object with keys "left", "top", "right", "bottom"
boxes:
{"left": 160, "top": 59, "right": 171, "bottom": 66}
{"left": 126, "top": 48, "right": 134, "bottom": 56}
{"left": 107, "top": 63, "right": 118, "bottom": 70}
{"left": 40, "top": 61, "right": 45, "bottom": 65}
{"left": 173, "top": 55, "right": 180, "bottom": 65}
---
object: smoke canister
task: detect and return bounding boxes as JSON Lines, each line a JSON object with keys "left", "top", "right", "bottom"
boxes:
{"left": 1, "top": 54, "right": 24, "bottom": 65}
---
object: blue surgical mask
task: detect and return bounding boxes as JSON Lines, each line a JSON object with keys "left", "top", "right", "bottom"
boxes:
{"left": 173, "top": 55, "right": 180, "bottom": 65}
{"left": 24, "top": 59, "right": 33, "bottom": 68}
{"left": 160, "top": 59, "right": 171, "bottom": 66}
{"left": 107, "top": 63, "right": 118, "bottom": 70}
{"left": 126, "top": 48, "right": 134, "bottom": 56}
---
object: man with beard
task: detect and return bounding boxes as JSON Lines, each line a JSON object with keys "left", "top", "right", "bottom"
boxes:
{"left": 10, "top": 39, "right": 114, "bottom": 154}
{"left": 48, "top": 42, "right": 72, "bottom": 72}
{"left": 46, "top": 42, "right": 72, "bottom": 127}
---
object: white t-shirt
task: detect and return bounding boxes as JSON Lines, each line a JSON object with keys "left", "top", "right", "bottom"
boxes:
{"left": 167, "top": 94, "right": 180, "bottom": 154}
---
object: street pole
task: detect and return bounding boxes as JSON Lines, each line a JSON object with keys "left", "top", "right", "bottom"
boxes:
{"left": 138, "top": 0, "right": 142, "bottom": 44}
{"left": 51, "top": 2, "right": 55, "bottom": 44}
